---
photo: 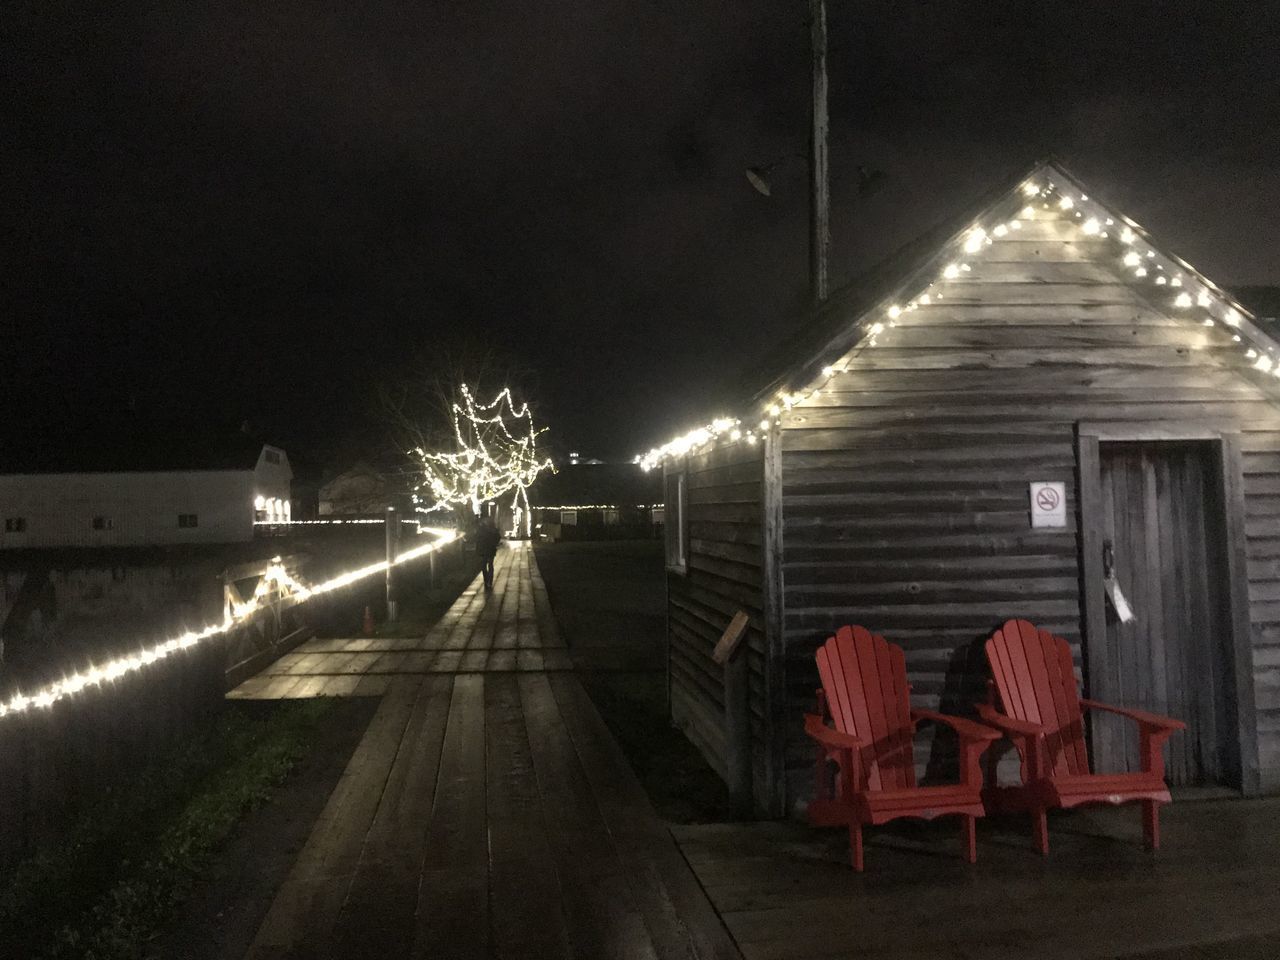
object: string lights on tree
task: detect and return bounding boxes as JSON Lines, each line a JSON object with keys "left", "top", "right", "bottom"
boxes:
{"left": 638, "top": 169, "right": 1272, "bottom": 471}
{"left": 409, "top": 384, "right": 553, "bottom": 537}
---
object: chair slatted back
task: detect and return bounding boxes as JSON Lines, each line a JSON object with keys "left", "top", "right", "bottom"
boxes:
{"left": 985, "top": 619, "right": 1090, "bottom": 778}
{"left": 815, "top": 625, "right": 915, "bottom": 791}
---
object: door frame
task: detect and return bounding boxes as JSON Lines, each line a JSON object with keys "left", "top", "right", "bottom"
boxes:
{"left": 1076, "top": 421, "right": 1261, "bottom": 794}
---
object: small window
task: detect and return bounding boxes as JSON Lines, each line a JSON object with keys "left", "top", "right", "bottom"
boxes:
{"left": 254, "top": 509, "right": 268, "bottom": 523}
{"left": 4, "top": 517, "right": 26, "bottom": 533}
{"left": 92, "top": 516, "right": 113, "bottom": 531}
{"left": 560, "top": 509, "right": 578, "bottom": 526}
{"left": 664, "top": 470, "right": 687, "bottom": 573}
{"left": 264, "top": 449, "right": 282, "bottom": 465}
{"left": 651, "top": 505, "right": 665, "bottom": 525}
{"left": 178, "top": 513, "right": 199, "bottom": 528}
{"left": 603, "top": 508, "right": 620, "bottom": 526}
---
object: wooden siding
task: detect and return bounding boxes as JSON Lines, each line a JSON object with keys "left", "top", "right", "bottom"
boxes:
{"left": 778, "top": 213, "right": 1280, "bottom": 800}
{"left": 667, "top": 442, "right": 769, "bottom": 805}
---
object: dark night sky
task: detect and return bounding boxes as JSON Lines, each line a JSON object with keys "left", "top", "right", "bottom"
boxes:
{"left": 4, "top": 2, "right": 1280, "bottom": 466}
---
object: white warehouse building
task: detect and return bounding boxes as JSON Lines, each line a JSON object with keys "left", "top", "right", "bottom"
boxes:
{"left": 0, "top": 435, "right": 291, "bottom": 549}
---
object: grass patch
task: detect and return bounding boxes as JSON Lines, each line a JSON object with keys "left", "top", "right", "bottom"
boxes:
{"left": 0, "top": 698, "right": 338, "bottom": 960}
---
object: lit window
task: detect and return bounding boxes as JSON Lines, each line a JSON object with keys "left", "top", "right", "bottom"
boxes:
{"left": 4, "top": 517, "right": 26, "bottom": 533}
{"left": 178, "top": 514, "right": 199, "bottom": 528}
{"left": 92, "top": 516, "right": 113, "bottom": 531}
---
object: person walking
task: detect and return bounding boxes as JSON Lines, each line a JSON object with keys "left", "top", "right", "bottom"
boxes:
{"left": 473, "top": 514, "right": 501, "bottom": 589}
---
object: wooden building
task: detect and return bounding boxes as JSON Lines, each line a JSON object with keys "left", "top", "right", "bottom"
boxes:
{"left": 647, "top": 162, "right": 1280, "bottom": 815}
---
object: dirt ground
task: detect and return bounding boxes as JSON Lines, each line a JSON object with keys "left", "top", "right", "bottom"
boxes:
{"left": 533, "top": 539, "right": 734, "bottom": 823}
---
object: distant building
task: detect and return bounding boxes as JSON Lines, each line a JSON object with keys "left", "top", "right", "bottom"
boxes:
{"left": 317, "top": 462, "right": 389, "bottom": 517}
{"left": 527, "top": 461, "right": 662, "bottom": 540}
{"left": 0, "top": 433, "right": 291, "bottom": 549}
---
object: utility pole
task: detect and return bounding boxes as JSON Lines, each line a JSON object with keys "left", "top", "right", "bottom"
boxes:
{"left": 809, "top": 0, "right": 830, "bottom": 305}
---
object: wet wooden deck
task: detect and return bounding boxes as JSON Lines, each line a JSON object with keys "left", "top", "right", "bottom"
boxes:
{"left": 673, "top": 797, "right": 1280, "bottom": 960}
{"left": 227, "top": 544, "right": 573, "bottom": 701}
{"left": 237, "top": 543, "right": 740, "bottom": 960}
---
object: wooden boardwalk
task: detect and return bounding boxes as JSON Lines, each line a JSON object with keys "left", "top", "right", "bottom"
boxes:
{"left": 674, "top": 798, "right": 1280, "bottom": 960}
{"left": 228, "top": 544, "right": 573, "bottom": 701}
{"left": 236, "top": 543, "right": 740, "bottom": 960}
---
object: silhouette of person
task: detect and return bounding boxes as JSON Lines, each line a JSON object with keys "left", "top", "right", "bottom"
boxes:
{"left": 473, "top": 514, "right": 501, "bottom": 589}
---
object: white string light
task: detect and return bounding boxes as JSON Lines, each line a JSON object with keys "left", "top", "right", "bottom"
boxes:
{"left": 636, "top": 169, "right": 1277, "bottom": 469}
{"left": 254, "top": 518, "right": 423, "bottom": 527}
{"left": 409, "top": 385, "right": 553, "bottom": 537}
{"left": 0, "top": 530, "right": 459, "bottom": 721}
{"left": 531, "top": 503, "right": 662, "bottom": 511}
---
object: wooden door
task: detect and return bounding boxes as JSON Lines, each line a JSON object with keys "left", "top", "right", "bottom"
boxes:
{"left": 1095, "top": 441, "right": 1229, "bottom": 785}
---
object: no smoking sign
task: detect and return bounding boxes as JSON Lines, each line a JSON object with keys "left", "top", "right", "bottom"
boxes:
{"left": 1029, "top": 481, "right": 1067, "bottom": 529}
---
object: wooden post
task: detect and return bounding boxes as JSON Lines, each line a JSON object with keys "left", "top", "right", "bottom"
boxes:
{"left": 715, "top": 610, "right": 753, "bottom": 816}
{"left": 809, "top": 0, "right": 830, "bottom": 305}
{"left": 761, "top": 423, "right": 787, "bottom": 816}
{"left": 385, "top": 506, "right": 399, "bottom": 622}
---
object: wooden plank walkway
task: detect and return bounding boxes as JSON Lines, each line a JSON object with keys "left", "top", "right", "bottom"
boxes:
{"left": 673, "top": 798, "right": 1280, "bottom": 960}
{"left": 227, "top": 545, "right": 573, "bottom": 702}
{"left": 237, "top": 542, "right": 741, "bottom": 960}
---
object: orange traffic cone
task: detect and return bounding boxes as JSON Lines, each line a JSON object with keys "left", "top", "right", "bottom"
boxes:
{"left": 362, "top": 605, "right": 375, "bottom": 636}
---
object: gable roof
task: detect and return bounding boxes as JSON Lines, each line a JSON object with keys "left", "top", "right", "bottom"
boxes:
{"left": 640, "top": 160, "right": 1280, "bottom": 469}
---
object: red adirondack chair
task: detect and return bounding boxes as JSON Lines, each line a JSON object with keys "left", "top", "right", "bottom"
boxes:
{"left": 806, "top": 625, "right": 1000, "bottom": 871}
{"left": 977, "top": 619, "right": 1186, "bottom": 854}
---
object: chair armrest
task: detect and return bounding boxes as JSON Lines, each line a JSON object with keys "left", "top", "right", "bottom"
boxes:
{"left": 804, "top": 713, "right": 865, "bottom": 751}
{"left": 912, "top": 708, "right": 1000, "bottom": 742}
{"left": 1080, "top": 699, "right": 1186, "bottom": 731}
{"left": 975, "top": 703, "right": 1045, "bottom": 738}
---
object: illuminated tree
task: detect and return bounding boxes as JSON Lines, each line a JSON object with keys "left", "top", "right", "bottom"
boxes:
{"left": 409, "top": 384, "right": 552, "bottom": 536}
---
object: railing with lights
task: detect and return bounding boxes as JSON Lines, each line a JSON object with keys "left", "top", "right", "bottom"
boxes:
{"left": 0, "top": 528, "right": 459, "bottom": 721}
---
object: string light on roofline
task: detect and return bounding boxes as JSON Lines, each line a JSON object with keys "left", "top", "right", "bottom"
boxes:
{"left": 0, "top": 530, "right": 459, "bottom": 721}
{"left": 635, "top": 175, "right": 1275, "bottom": 470}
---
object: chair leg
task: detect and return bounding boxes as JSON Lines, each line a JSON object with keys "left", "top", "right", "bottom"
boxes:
{"left": 849, "top": 823, "right": 864, "bottom": 872}
{"left": 985, "top": 747, "right": 1001, "bottom": 789}
{"left": 961, "top": 815, "right": 977, "bottom": 864}
{"left": 1142, "top": 799, "right": 1160, "bottom": 851}
{"left": 1032, "top": 807, "right": 1050, "bottom": 856}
